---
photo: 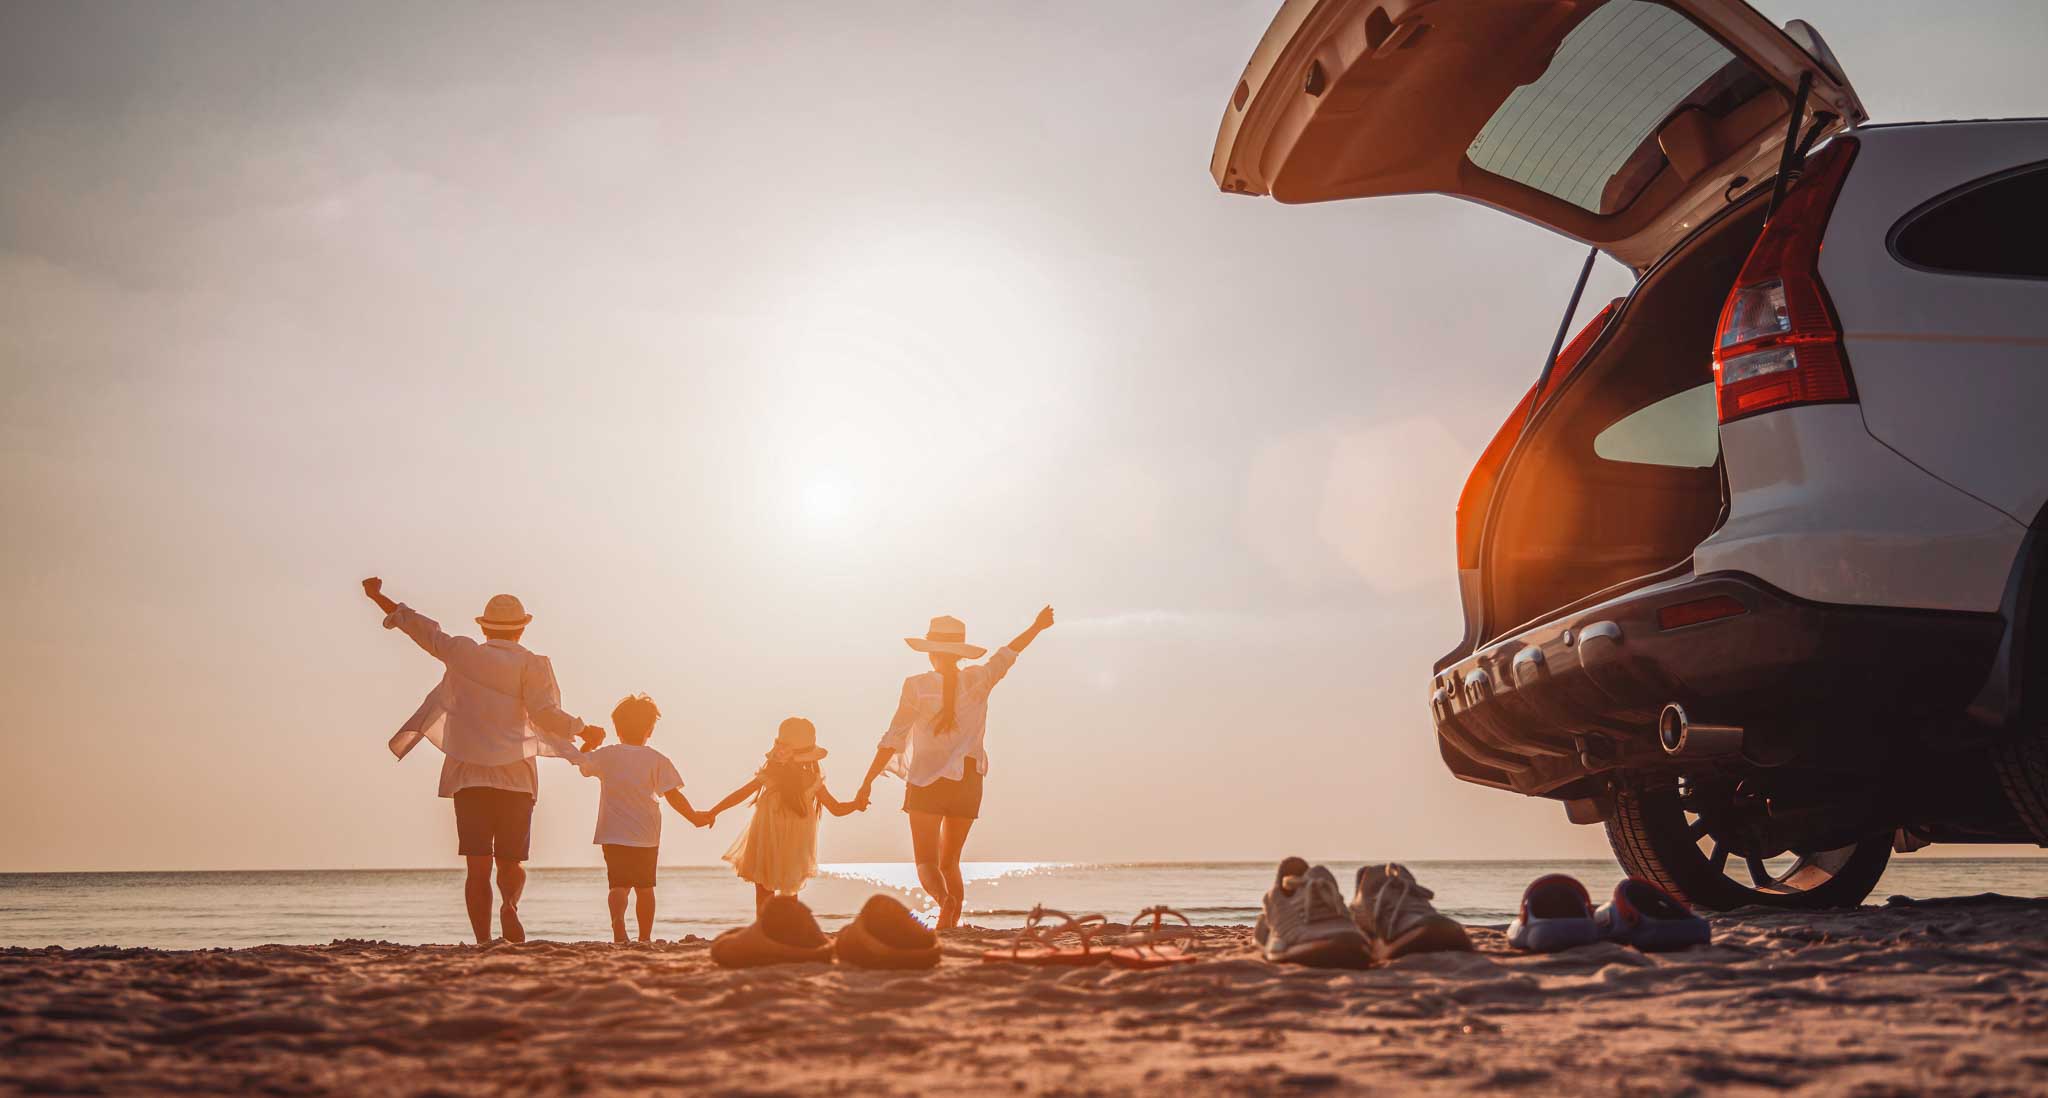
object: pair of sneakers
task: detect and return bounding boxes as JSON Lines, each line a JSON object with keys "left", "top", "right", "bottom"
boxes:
{"left": 1255, "top": 857, "right": 1473, "bottom": 968}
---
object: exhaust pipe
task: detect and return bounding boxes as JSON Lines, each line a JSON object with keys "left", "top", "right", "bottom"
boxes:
{"left": 1658, "top": 703, "right": 1744, "bottom": 758}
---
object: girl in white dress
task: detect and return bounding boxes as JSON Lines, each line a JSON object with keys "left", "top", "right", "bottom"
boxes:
{"left": 706, "top": 718, "right": 859, "bottom": 912}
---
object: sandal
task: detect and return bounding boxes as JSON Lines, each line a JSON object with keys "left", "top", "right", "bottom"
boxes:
{"left": 1110, "top": 905, "right": 1200, "bottom": 969}
{"left": 980, "top": 905, "right": 1111, "bottom": 966}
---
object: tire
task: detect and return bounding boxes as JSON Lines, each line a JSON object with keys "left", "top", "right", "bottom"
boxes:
{"left": 1994, "top": 735, "right": 2048, "bottom": 844}
{"left": 1605, "top": 782, "right": 1892, "bottom": 911}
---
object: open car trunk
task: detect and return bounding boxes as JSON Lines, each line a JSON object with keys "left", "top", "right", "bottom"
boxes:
{"left": 1212, "top": 0, "right": 1863, "bottom": 269}
{"left": 1482, "top": 198, "right": 1768, "bottom": 640}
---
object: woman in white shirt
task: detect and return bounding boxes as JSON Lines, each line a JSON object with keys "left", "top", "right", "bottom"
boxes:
{"left": 854, "top": 606, "right": 1054, "bottom": 930}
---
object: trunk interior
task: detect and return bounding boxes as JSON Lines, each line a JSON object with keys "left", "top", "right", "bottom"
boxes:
{"left": 1483, "top": 200, "right": 1769, "bottom": 642}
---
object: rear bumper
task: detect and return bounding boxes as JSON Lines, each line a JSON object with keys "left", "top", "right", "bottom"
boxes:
{"left": 1431, "top": 570, "right": 2004, "bottom": 797}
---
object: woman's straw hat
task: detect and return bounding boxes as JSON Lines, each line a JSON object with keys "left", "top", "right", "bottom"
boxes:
{"left": 770, "top": 717, "right": 829, "bottom": 763}
{"left": 905, "top": 615, "right": 986, "bottom": 659}
{"left": 475, "top": 593, "right": 533, "bottom": 629}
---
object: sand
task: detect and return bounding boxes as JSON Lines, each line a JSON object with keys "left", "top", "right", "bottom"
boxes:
{"left": 3, "top": 895, "right": 2045, "bottom": 1096}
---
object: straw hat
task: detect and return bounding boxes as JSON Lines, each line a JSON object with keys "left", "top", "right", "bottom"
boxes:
{"left": 905, "top": 615, "right": 986, "bottom": 659}
{"left": 769, "top": 717, "right": 829, "bottom": 763}
{"left": 475, "top": 593, "right": 533, "bottom": 629}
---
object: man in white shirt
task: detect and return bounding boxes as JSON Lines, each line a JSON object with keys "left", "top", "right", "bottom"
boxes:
{"left": 363, "top": 577, "right": 603, "bottom": 944}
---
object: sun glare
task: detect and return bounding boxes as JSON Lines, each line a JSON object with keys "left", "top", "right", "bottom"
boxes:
{"left": 798, "top": 473, "right": 853, "bottom": 530}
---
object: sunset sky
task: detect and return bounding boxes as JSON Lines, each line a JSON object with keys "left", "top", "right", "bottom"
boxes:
{"left": 4, "top": 0, "right": 2045, "bottom": 871}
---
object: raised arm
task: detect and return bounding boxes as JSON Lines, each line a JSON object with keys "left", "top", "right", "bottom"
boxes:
{"left": 364, "top": 577, "right": 475, "bottom": 665}
{"left": 704, "top": 778, "right": 763, "bottom": 823}
{"left": 1006, "top": 605, "right": 1055, "bottom": 653}
{"left": 362, "top": 577, "right": 398, "bottom": 615}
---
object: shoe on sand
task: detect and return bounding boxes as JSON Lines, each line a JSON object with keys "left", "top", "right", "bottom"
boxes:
{"left": 1596, "top": 879, "right": 1711, "bottom": 952}
{"left": 835, "top": 895, "right": 942, "bottom": 970}
{"left": 1255, "top": 857, "right": 1371, "bottom": 969}
{"left": 709, "top": 896, "right": 835, "bottom": 968}
{"left": 1350, "top": 863, "right": 1472, "bottom": 962}
{"left": 1506, "top": 874, "right": 1601, "bottom": 953}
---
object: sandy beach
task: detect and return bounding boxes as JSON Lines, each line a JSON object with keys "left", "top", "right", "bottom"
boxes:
{"left": 4, "top": 895, "right": 2044, "bottom": 1096}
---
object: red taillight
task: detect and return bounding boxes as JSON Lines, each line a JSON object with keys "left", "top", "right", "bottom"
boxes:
{"left": 1713, "top": 137, "right": 1859, "bottom": 423}
{"left": 1456, "top": 300, "right": 1619, "bottom": 569}
{"left": 1656, "top": 594, "right": 1746, "bottom": 630}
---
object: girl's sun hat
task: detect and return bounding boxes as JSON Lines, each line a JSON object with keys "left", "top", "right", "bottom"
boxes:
{"left": 768, "top": 717, "right": 829, "bottom": 763}
{"left": 905, "top": 615, "right": 987, "bottom": 659}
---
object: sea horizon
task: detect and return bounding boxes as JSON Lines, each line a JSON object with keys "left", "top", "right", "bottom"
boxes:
{"left": 5, "top": 857, "right": 2041, "bottom": 951}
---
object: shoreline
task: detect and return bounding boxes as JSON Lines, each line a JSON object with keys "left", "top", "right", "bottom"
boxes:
{"left": 5, "top": 896, "right": 2045, "bottom": 1095}
{"left": 6, "top": 853, "right": 2044, "bottom": 875}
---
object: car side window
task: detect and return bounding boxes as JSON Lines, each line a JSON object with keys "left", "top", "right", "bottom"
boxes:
{"left": 1593, "top": 382, "right": 1718, "bottom": 468}
{"left": 1891, "top": 163, "right": 2048, "bottom": 279}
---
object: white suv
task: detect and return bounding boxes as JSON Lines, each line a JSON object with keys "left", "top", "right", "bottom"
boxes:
{"left": 1213, "top": 0, "right": 2048, "bottom": 908}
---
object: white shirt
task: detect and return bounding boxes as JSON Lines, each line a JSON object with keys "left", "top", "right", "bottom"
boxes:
{"left": 382, "top": 605, "right": 586, "bottom": 798}
{"left": 878, "top": 647, "right": 1018, "bottom": 787}
{"left": 577, "top": 744, "right": 685, "bottom": 848}
{"left": 437, "top": 757, "right": 538, "bottom": 799}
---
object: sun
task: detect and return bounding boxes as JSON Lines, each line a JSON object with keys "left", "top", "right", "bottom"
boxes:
{"left": 798, "top": 473, "right": 853, "bottom": 530}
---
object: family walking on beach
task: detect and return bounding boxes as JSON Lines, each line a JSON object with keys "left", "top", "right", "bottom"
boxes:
{"left": 360, "top": 577, "right": 1054, "bottom": 944}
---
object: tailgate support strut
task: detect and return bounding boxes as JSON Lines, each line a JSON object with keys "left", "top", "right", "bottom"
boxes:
{"left": 1525, "top": 245, "right": 1600, "bottom": 431}
{"left": 1766, "top": 71, "right": 1815, "bottom": 219}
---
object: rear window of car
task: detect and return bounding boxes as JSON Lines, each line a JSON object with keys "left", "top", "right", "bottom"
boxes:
{"left": 1465, "top": 1, "right": 1766, "bottom": 215}
{"left": 1891, "top": 164, "right": 2048, "bottom": 279}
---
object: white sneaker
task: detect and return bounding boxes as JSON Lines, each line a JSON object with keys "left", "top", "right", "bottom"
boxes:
{"left": 1255, "top": 857, "right": 1371, "bottom": 969}
{"left": 1349, "top": 863, "right": 1471, "bottom": 962}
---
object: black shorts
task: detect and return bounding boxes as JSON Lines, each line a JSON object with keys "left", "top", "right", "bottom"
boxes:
{"left": 602, "top": 844, "right": 659, "bottom": 889}
{"left": 453, "top": 787, "right": 535, "bottom": 861}
{"left": 903, "top": 766, "right": 984, "bottom": 819}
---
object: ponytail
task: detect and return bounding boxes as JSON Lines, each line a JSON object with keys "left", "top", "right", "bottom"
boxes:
{"left": 935, "top": 663, "right": 960, "bottom": 734}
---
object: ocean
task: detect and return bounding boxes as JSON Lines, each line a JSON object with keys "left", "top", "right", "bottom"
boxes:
{"left": 1, "top": 858, "right": 2040, "bottom": 950}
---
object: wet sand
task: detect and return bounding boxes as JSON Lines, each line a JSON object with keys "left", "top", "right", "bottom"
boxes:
{"left": 3, "top": 895, "right": 2044, "bottom": 1096}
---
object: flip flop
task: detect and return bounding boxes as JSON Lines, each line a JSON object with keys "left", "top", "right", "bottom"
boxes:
{"left": 709, "top": 895, "right": 836, "bottom": 968}
{"left": 835, "top": 895, "right": 943, "bottom": 970}
{"left": 979, "top": 905, "right": 1110, "bottom": 966}
{"left": 1596, "top": 878, "right": 1711, "bottom": 952}
{"left": 1110, "top": 905, "right": 1199, "bottom": 969}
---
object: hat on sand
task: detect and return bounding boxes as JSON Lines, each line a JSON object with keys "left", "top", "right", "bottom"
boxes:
{"left": 475, "top": 593, "right": 533, "bottom": 630}
{"left": 769, "top": 717, "right": 829, "bottom": 763}
{"left": 905, "top": 615, "right": 987, "bottom": 659}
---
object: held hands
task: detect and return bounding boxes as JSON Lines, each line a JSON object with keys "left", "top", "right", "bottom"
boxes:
{"left": 852, "top": 785, "right": 873, "bottom": 812}
{"left": 578, "top": 726, "right": 607, "bottom": 751}
{"left": 691, "top": 810, "right": 716, "bottom": 829}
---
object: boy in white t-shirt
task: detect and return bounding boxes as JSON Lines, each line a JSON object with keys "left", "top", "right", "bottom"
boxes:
{"left": 575, "top": 694, "right": 707, "bottom": 942}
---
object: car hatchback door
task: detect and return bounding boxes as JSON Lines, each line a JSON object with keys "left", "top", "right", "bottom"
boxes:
{"left": 1212, "top": 0, "right": 1865, "bottom": 270}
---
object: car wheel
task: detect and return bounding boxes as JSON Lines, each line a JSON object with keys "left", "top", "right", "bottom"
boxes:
{"left": 1994, "top": 735, "right": 2048, "bottom": 844}
{"left": 1604, "top": 778, "right": 1891, "bottom": 910}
